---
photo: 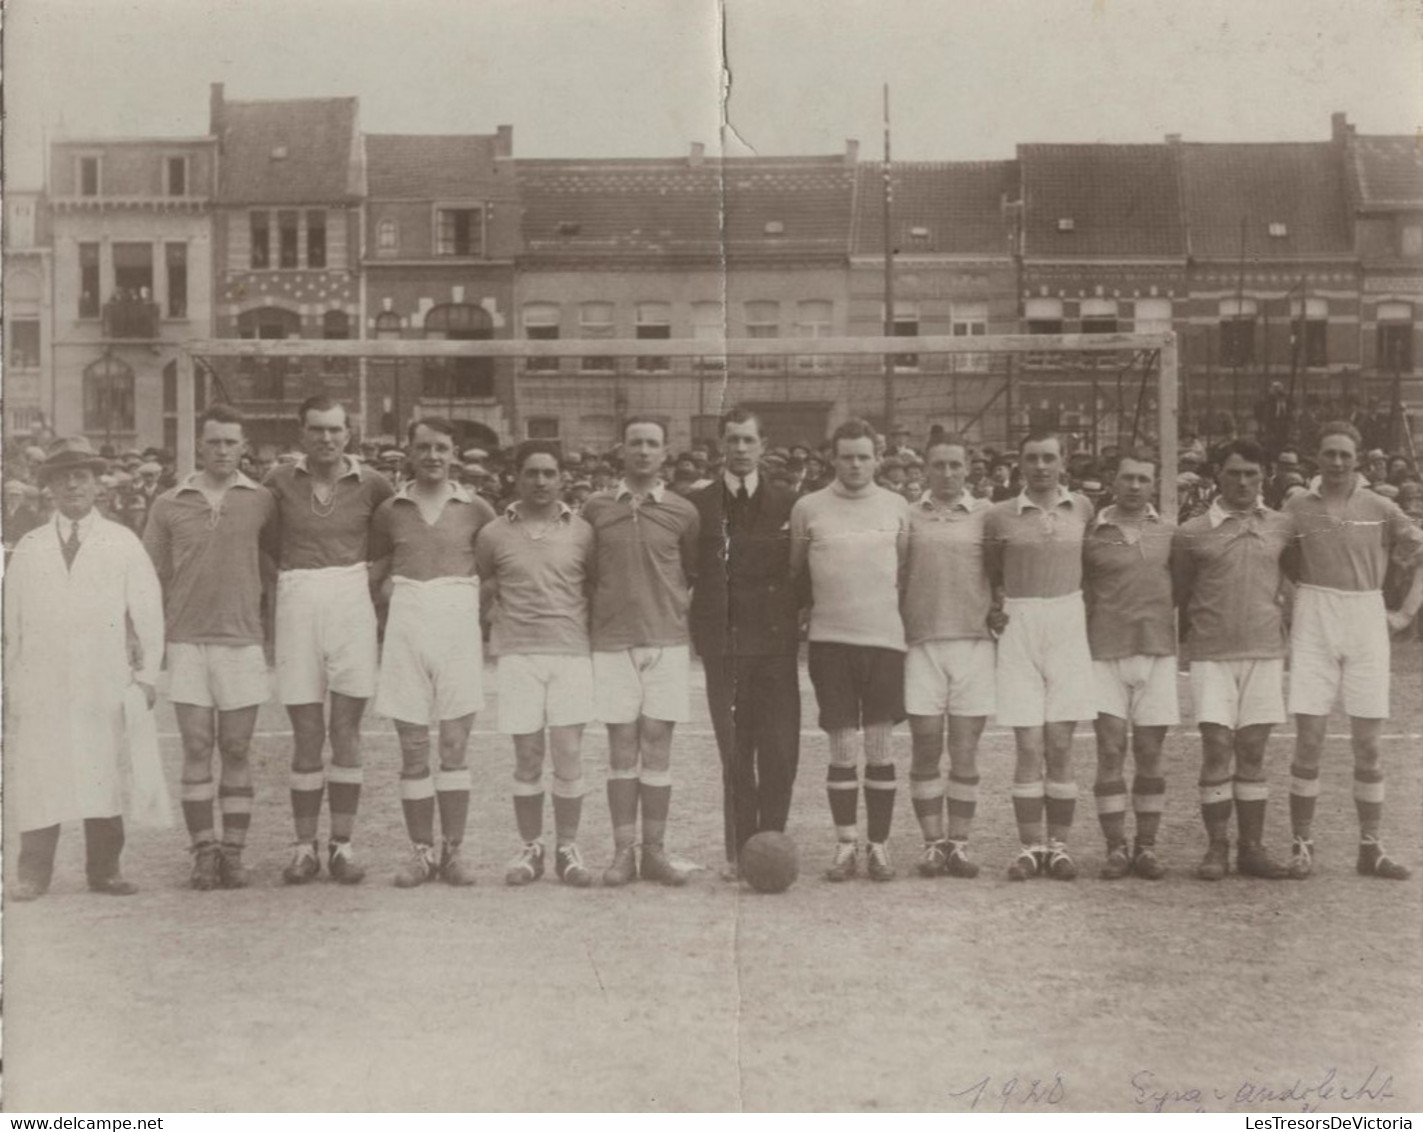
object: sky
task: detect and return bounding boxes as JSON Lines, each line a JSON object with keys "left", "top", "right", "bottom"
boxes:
{"left": 4, "top": 0, "right": 1421, "bottom": 189}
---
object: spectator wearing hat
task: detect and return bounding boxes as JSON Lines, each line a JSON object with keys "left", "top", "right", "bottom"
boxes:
{"left": 4, "top": 437, "right": 164, "bottom": 900}
{"left": 4, "top": 480, "right": 45, "bottom": 548}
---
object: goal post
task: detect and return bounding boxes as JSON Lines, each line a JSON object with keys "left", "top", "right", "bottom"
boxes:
{"left": 177, "top": 331, "right": 1179, "bottom": 518}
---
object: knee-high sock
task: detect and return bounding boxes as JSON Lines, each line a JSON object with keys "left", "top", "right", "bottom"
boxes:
{"left": 639, "top": 769, "right": 672, "bottom": 849}
{"left": 552, "top": 772, "right": 585, "bottom": 845}
{"left": 946, "top": 773, "right": 979, "bottom": 840}
{"left": 512, "top": 777, "right": 544, "bottom": 843}
{"left": 326, "top": 765, "right": 363, "bottom": 842}
{"left": 290, "top": 768, "right": 325, "bottom": 842}
{"left": 1131, "top": 775, "right": 1165, "bottom": 847}
{"left": 181, "top": 778, "right": 217, "bottom": 845}
{"left": 399, "top": 774, "right": 435, "bottom": 845}
{"left": 607, "top": 768, "right": 640, "bottom": 850}
{"left": 827, "top": 762, "right": 859, "bottom": 842}
{"left": 436, "top": 767, "right": 471, "bottom": 846}
{"left": 1094, "top": 779, "right": 1128, "bottom": 846}
{"left": 1233, "top": 777, "right": 1269, "bottom": 847}
{"left": 863, "top": 763, "right": 896, "bottom": 844}
{"left": 1045, "top": 779, "right": 1077, "bottom": 843}
{"left": 1011, "top": 780, "right": 1046, "bottom": 846}
{"left": 218, "top": 784, "right": 254, "bottom": 848}
{"left": 1198, "top": 779, "right": 1233, "bottom": 842}
{"left": 1289, "top": 764, "right": 1320, "bottom": 840}
{"left": 1354, "top": 768, "right": 1385, "bottom": 840}
{"left": 910, "top": 770, "right": 945, "bottom": 841}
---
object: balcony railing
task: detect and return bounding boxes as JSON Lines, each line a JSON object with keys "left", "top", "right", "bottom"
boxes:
{"left": 102, "top": 297, "right": 160, "bottom": 339}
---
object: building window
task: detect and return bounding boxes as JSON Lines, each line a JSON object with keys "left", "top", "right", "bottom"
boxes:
{"left": 891, "top": 301, "right": 919, "bottom": 371}
{"left": 237, "top": 306, "right": 302, "bottom": 399}
{"left": 250, "top": 212, "right": 270, "bottom": 269}
{"left": 374, "top": 310, "right": 402, "bottom": 339}
{"left": 8, "top": 319, "right": 40, "bottom": 368}
{"left": 580, "top": 302, "right": 616, "bottom": 371}
{"left": 1219, "top": 298, "right": 1257, "bottom": 367}
{"left": 1290, "top": 298, "right": 1329, "bottom": 367}
{"left": 436, "top": 207, "right": 483, "bottom": 257}
{"left": 635, "top": 302, "right": 671, "bottom": 372}
{"left": 1025, "top": 297, "right": 1064, "bottom": 336}
{"left": 166, "top": 156, "right": 188, "bottom": 197}
{"left": 278, "top": 211, "right": 299, "bottom": 269}
{"left": 745, "top": 300, "right": 779, "bottom": 371}
{"left": 693, "top": 301, "right": 726, "bottom": 370}
{"left": 83, "top": 355, "right": 135, "bottom": 433}
{"left": 796, "top": 300, "right": 833, "bottom": 371}
{"left": 1402, "top": 225, "right": 1423, "bottom": 259}
{"left": 307, "top": 211, "right": 327, "bottom": 269}
{"left": 951, "top": 301, "right": 988, "bottom": 373}
{"left": 79, "top": 156, "right": 101, "bottom": 197}
{"left": 1080, "top": 298, "right": 1118, "bottom": 335}
{"left": 523, "top": 303, "right": 561, "bottom": 372}
{"left": 79, "top": 243, "right": 101, "bottom": 318}
{"left": 165, "top": 243, "right": 188, "bottom": 318}
{"left": 376, "top": 218, "right": 398, "bottom": 257}
{"left": 526, "top": 416, "right": 560, "bottom": 440}
{"left": 1133, "top": 298, "right": 1173, "bottom": 335}
{"left": 1377, "top": 302, "right": 1413, "bottom": 373}
{"left": 423, "top": 303, "right": 494, "bottom": 399}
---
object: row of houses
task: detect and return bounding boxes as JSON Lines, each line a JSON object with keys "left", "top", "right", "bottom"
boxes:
{"left": 5, "top": 84, "right": 1421, "bottom": 455}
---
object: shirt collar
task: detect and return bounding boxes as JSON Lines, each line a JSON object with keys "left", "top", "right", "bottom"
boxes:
{"left": 505, "top": 500, "right": 573, "bottom": 522}
{"left": 615, "top": 478, "right": 665, "bottom": 504}
{"left": 1093, "top": 501, "right": 1159, "bottom": 528}
{"left": 1306, "top": 473, "right": 1370, "bottom": 498}
{"left": 56, "top": 509, "right": 100, "bottom": 539}
{"left": 1015, "top": 485, "right": 1074, "bottom": 514}
{"left": 1207, "top": 497, "right": 1268, "bottom": 529}
{"left": 393, "top": 480, "right": 473, "bottom": 505}
{"left": 918, "top": 489, "right": 978, "bottom": 513}
{"left": 176, "top": 470, "right": 261, "bottom": 495}
{"left": 294, "top": 454, "right": 360, "bottom": 482}
{"left": 723, "top": 469, "right": 760, "bottom": 497}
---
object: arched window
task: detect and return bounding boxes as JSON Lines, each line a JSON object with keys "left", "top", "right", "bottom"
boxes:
{"left": 83, "top": 354, "right": 135, "bottom": 434}
{"left": 376, "top": 218, "right": 398, "bottom": 256}
{"left": 423, "top": 303, "right": 494, "bottom": 399}
{"left": 374, "top": 311, "right": 403, "bottom": 339}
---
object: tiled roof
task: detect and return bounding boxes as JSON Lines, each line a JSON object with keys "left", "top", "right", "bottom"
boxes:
{"left": 1351, "top": 135, "right": 1423, "bottom": 208}
{"left": 365, "top": 134, "right": 499, "bottom": 199}
{"left": 1020, "top": 144, "right": 1185, "bottom": 259}
{"left": 1181, "top": 143, "right": 1351, "bottom": 257}
{"left": 218, "top": 97, "right": 360, "bottom": 204}
{"left": 517, "top": 155, "right": 856, "bottom": 259}
{"left": 851, "top": 161, "right": 1016, "bottom": 256}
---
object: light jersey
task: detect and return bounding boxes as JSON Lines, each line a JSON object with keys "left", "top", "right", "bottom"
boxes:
{"left": 368, "top": 481, "right": 497, "bottom": 581}
{"left": 1284, "top": 479, "right": 1423, "bottom": 592}
{"left": 983, "top": 486, "right": 1095, "bottom": 599}
{"left": 1081, "top": 503, "right": 1176, "bottom": 660}
{"left": 263, "top": 455, "right": 395, "bottom": 570}
{"left": 902, "top": 491, "right": 993, "bottom": 645}
{"left": 142, "top": 471, "right": 277, "bottom": 646}
{"left": 473, "top": 503, "right": 595, "bottom": 656}
{"left": 790, "top": 479, "right": 909, "bottom": 652}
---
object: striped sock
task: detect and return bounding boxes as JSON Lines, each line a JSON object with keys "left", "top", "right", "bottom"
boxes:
{"left": 1131, "top": 775, "right": 1166, "bottom": 847}
{"left": 218, "top": 784, "right": 255, "bottom": 849}
{"left": 1011, "top": 780, "right": 1046, "bottom": 845}
{"left": 863, "top": 763, "right": 896, "bottom": 844}
{"left": 513, "top": 777, "right": 545, "bottom": 843}
{"left": 436, "top": 767, "right": 471, "bottom": 845}
{"left": 552, "top": 773, "right": 585, "bottom": 846}
{"left": 1199, "top": 779, "right": 1233, "bottom": 842}
{"left": 1094, "top": 780, "right": 1129, "bottom": 846}
{"left": 1045, "top": 779, "right": 1077, "bottom": 842}
{"left": 289, "top": 768, "right": 325, "bottom": 842}
{"left": 945, "top": 773, "right": 979, "bottom": 840}
{"left": 639, "top": 769, "right": 672, "bottom": 849}
{"left": 326, "top": 765, "right": 363, "bottom": 842}
{"left": 1354, "top": 768, "right": 1385, "bottom": 840}
{"left": 1289, "top": 764, "right": 1320, "bottom": 841}
{"left": 607, "top": 768, "right": 640, "bottom": 850}
{"left": 399, "top": 774, "right": 435, "bottom": 845}
{"left": 909, "top": 771, "right": 945, "bottom": 841}
{"left": 827, "top": 764, "right": 859, "bottom": 842}
{"left": 180, "top": 778, "right": 217, "bottom": 845}
{"left": 1233, "top": 777, "right": 1269, "bottom": 847}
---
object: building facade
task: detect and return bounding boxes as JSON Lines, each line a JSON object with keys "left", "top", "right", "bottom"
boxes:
{"left": 4, "top": 191, "right": 53, "bottom": 439}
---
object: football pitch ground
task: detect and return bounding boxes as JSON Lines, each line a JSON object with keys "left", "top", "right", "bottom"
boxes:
{"left": 5, "top": 649, "right": 1421, "bottom": 1113}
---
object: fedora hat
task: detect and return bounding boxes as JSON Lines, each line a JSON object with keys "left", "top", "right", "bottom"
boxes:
{"left": 38, "top": 436, "right": 109, "bottom": 481}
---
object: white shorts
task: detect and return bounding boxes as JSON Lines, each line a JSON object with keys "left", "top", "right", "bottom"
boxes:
{"left": 167, "top": 642, "right": 270, "bottom": 711}
{"left": 375, "top": 576, "right": 484, "bottom": 725}
{"left": 497, "top": 653, "right": 596, "bottom": 734}
{"left": 995, "top": 592, "right": 1097, "bottom": 727}
{"left": 1288, "top": 585, "right": 1390, "bottom": 720}
{"left": 276, "top": 564, "right": 378, "bottom": 704}
{"left": 1093, "top": 655, "right": 1180, "bottom": 726}
{"left": 905, "top": 639, "right": 997, "bottom": 718}
{"left": 1190, "top": 659, "right": 1286, "bottom": 730}
{"left": 593, "top": 645, "right": 690, "bottom": 724}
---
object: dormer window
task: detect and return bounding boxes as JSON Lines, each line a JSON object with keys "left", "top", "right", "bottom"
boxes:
{"left": 271, "top": 146, "right": 288, "bottom": 161}
{"left": 1268, "top": 222, "right": 1288, "bottom": 238}
{"left": 78, "top": 156, "right": 101, "bottom": 197}
{"left": 764, "top": 220, "right": 784, "bottom": 235}
{"left": 1057, "top": 218, "right": 1075, "bottom": 232}
{"left": 166, "top": 156, "right": 188, "bottom": 197}
{"left": 910, "top": 226, "right": 930, "bottom": 241}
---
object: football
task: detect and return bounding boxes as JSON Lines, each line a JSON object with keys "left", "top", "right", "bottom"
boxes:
{"left": 741, "top": 831, "right": 799, "bottom": 894}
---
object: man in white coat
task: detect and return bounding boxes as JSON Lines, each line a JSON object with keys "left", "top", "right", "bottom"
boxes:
{"left": 4, "top": 437, "right": 164, "bottom": 901}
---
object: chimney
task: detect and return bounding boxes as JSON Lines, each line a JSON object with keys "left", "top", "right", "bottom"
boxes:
{"left": 844, "top": 138, "right": 860, "bottom": 165}
{"left": 495, "top": 124, "right": 513, "bottom": 159}
{"left": 210, "top": 82, "right": 225, "bottom": 137}
{"left": 1331, "top": 111, "right": 1352, "bottom": 143}
{"left": 689, "top": 141, "right": 705, "bottom": 167}
{"left": 1164, "top": 133, "right": 1181, "bottom": 146}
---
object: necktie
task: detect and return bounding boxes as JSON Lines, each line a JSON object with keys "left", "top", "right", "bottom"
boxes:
{"left": 62, "top": 521, "right": 81, "bottom": 570}
{"left": 736, "top": 480, "right": 750, "bottom": 505}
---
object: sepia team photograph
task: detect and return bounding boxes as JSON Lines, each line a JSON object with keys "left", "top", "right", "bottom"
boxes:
{"left": 2, "top": 0, "right": 1421, "bottom": 1121}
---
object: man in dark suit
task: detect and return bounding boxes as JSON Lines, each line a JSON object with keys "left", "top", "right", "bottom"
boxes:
{"left": 691, "top": 408, "right": 802, "bottom": 881}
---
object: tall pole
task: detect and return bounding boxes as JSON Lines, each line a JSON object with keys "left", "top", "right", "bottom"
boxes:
{"left": 882, "top": 83, "right": 895, "bottom": 433}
